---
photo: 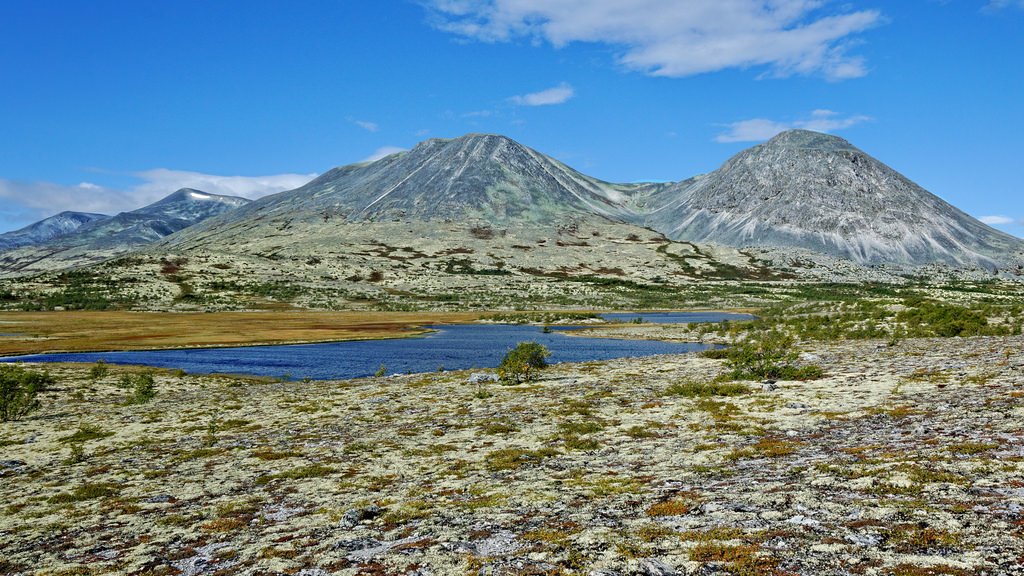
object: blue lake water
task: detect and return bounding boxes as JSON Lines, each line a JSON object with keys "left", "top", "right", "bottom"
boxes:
{"left": 1, "top": 312, "right": 751, "bottom": 381}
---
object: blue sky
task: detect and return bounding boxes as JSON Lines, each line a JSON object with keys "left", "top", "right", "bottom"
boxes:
{"left": 0, "top": 0, "right": 1022, "bottom": 237}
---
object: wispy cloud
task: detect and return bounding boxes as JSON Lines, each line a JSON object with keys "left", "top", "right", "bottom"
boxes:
{"left": 715, "top": 109, "right": 871, "bottom": 143}
{"left": 353, "top": 119, "right": 380, "bottom": 132}
{"left": 510, "top": 83, "right": 575, "bottom": 106}
{"left": 424, "top": 0, "right": 883, "bottom": 81}
{"left": 361, "top": 146, "right": 407, "bottom": 163}
{"left": 984, "top": 0, "right": 1024, "bottom": 11}
{"left": 979, "top": 215, "right": 1015, "bottom": 225}
{"left": 0, "top": 170, "right": 317, "bottom": 228}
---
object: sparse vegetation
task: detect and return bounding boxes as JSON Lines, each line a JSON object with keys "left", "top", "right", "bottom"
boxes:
{"left": 0, "top": 365, "right": 54, "bottom": 421}
{"left": 724, "top": 330, "right": 824, "bottom": 381}
{"left": 0, "top": 331, "right": 1020, "bottom": 574}
{"left": 664, "top": 379, "right": 750, "bottom": 397}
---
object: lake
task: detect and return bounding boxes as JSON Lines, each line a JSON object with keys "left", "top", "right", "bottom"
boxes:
{"left": 2, "top": 311, "right": 751, "bottom": 380}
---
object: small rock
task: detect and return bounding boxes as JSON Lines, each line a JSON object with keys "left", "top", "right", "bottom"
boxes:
{"left": 340, "top": 505, "right": 383, "bottom": 527}
{"left": 846, "top": 533, "right": 882, "bottom": 547}
{"left": 145, "top": 494, "right": 174, "bottom": 503}
{"left": 263, "top": 504, "right": 305, "bottom": 522}
{"left": 638, "top": 558, "right": 677, "bottom": 576}
{"left": 761, "top": 381, "right": 778, "bottom": 391}
{"left": 785, "top": 514, "right": 820, "bottom": 527}
{"left": 345, "top": 535, "right": 430, "bottom": 562}
{"left": 450, "top": 530, "right": 521, "bottom": 557}
{"left": 468, "top": 372, "right": 499, "bottom": 384}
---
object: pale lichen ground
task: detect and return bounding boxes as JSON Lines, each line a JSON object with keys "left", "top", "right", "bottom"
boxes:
{"left": 1, "top": 336, "right": 1023, "bottom": 575}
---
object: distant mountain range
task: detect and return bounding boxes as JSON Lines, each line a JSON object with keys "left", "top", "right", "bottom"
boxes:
{"left": 0, "top": 188, "right": 248, "bottom": 276}
{"left": 2, "top": 131, "right": 1021, "bottom": 279}
{"left": 0, "top": 211, "right": 109, "bottom": 251}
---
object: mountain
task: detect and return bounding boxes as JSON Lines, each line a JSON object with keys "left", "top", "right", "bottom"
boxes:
{"left": 0, "top": 188, "right": 249, "bottom": 277}
{"left": 165, "top": 130, "right": 1022, "bottom": 271}
{"left": 641, "top": 130, "right": 1024, "bottom": 268}
{"left": 172, "top": 134, "right": 637, "bottom": 241}
{"left": 68, "top": 188, "right": 250, "bottom": 249}
{"left": 2, "top": 131, "right": 1021, "bottom": 286}
{"left": 0, "top": 211, "right": 109, "bottom": 251}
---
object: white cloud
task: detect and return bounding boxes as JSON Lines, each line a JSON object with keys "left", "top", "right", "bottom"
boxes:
{"left": 424, "top": 0, "right": 882, "bottom": 80}
{"left": 354, "top": 120, "right": 380, "bottom": 132}
{"left": 0, "top": 169, "right": 317, "bottom": 227}
{"left": 979, "top": 215, "right": 1015, "bottom": 225}
{"left": 510, "top": 83, "right": 575, "bottom": 106}
{"left": 716, "top": 119, "right": 792, "bottom": 143}
{"left": 361, "top": 146, "right": 408, "bottom": 163}
{"left": 131, "top": 169, "right": 317, "bottom": 204}
{"left": 715, "top": 109, "right": 871, "bottom": 142}
{"left": 985, "top": 0, "right": 1024, "bottom": 10}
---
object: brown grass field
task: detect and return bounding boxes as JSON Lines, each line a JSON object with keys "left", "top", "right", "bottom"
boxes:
{"left": 0, "top": 311, "right": 482, "bottom": 356}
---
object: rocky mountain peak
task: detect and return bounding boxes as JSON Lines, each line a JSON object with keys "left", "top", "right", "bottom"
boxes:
{"left": 0, "top": 211, "right": 109, "bottom": 251}
{"left": 761, "top": 129, "right": 858, "bottom": 152}
{"left": 148, "top": 188, "right": 250, "bottom": 209}
{"left": 644, "top": 130, "right": 1023, "bottom": 268}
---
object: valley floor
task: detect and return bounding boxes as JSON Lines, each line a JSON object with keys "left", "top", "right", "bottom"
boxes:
{"left": 1, "top": 335, "right": 1022, "bottom": 575}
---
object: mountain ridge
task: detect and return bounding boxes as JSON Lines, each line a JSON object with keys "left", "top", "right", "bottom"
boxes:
{"left": 0, "top": 188, "right": 249, "bottom": 276}
{"left": 1, "top": 131, "right": 1021, "bottom": 280}
{"left": 160, "top": 130, "right": 1021, "bottom": 271}
{"left": 0, "top": 211, "right": 109, "bottom": 251}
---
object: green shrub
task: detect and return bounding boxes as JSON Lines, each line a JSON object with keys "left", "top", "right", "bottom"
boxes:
{"left": 119, "top": 372, "right": 156, "bottom": 403}
{"left": 49, "top": 482, "right": 119, "bottom": 503}
{"left": 665, "top": 379, "right": 750, "bottom": 397}
{"left": 60, "top": 423, "right": 113, "bottom": 443}
{"left": 126, "top": 373, "right": 157, "bottom": 404}
{"left": 0, "top": 365, "right": 54, "bottom": 421}
{"left": 498, "top": 342, "right": 551, "bottom": 384}
{"left": 726, "top": 330, "right": 823, "bottom": 381}
{"left": 88, "top": 360, "right": 109, "bottom": 381}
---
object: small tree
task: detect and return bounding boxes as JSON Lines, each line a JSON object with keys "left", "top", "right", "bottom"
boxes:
{"left": 726, "top": 330, "right": 822, "bottom": 381}
{"left": 88, "top": 360, "right": 109, "bottom": 381}
{"left": 0, "top": 365, "right": 54, "bottom": 421}
{"left": 123, "top": 372, "right": 157, "bottom": 404}
{"left": 498, "top": 342, "right": 551, "bottom": 384}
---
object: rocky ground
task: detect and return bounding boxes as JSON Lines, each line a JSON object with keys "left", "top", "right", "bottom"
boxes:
{"left": 1, "top": 335, "right": 1022, "bottom": 575}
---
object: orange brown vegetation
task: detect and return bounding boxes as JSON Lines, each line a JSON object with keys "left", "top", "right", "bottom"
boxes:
{"left": 0, "top": 310, "right": 480, "bottom": 356}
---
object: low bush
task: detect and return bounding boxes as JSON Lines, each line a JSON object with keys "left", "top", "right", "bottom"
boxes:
{"left": 121, "top": 373, "right": 157, "bottom": 404}
{"left": 498, "top": 342, "right": 550, "bottom": 384}
{"left": 725, "top": 330, "right": 823, "bottom": 381}
{"left": 665, "top": 379, "right": 750, "bottom": 397}
{"left": 88, "top": 360, "right": 109, "bottom": 381}
{"left": 0, "top": 365, "right": 54, "bottom": 421}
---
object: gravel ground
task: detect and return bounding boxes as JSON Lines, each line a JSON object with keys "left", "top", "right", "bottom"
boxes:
{"left": 1, "top": 336, "right": 1022, "bottom": 575}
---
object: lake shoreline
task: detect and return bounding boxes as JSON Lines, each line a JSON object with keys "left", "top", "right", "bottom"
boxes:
{"left": 0, "top": 309, "right": 754, "bottom": 357}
